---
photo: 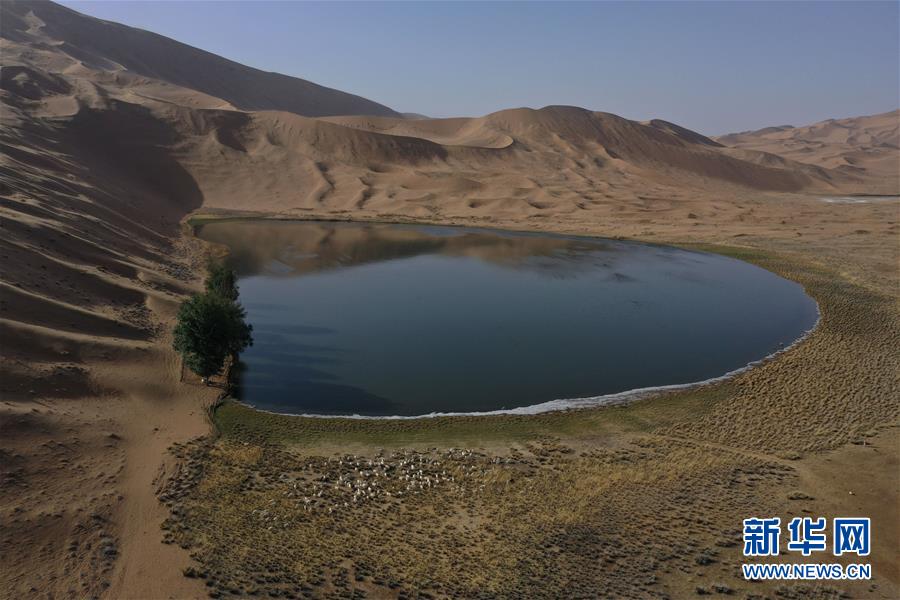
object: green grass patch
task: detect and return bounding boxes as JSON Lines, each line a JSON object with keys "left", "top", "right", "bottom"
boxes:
{"left": 213, "top": 381, "right": 731, "bottom": 448}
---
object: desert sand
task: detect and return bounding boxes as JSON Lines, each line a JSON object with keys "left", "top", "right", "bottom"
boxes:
{"left": 1, "top": 1, "right": 898, "bottom": 598}
{"left": 717, "top": 110, "right": 899, "bottom": 194}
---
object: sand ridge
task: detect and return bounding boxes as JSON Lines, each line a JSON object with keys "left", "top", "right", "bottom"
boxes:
{"left": 1, "top": 1, "right": 898, "bottom": 598}
{"left": 717, "top": 110, "right": 899, "bottom": 195}
{"left": 0, "top": 0, "right": 398, "bottom": 118}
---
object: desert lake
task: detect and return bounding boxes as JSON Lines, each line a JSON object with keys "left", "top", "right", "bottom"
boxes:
{"left": 197, "top": 220, "right": 819, "bottom": 416}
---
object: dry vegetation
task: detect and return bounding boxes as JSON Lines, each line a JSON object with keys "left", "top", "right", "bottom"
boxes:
{"left": 160, "top": 437, "right": 794, "bottom": 599}
{"left": 156, "top": 247, "right": 899, "bottom": 600}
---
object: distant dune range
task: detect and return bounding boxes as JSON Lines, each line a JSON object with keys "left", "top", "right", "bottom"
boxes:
{"left": 1, "top": 1, "right": 899, "bottom": 597}
{"left": 717, "top": 110, "right": 899, "bottom": 187}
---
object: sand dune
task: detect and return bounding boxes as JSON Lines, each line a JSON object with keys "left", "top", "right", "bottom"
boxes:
{"left": 717, "top": 110, "right": 899, "bottom": 194}
{"left": 1, "top": 0, "right": 398, "bottom": 118}
{"left": 0, "top": 0, "right": 886, "bottom": 386}
{"left": 2, "top": 1, "right": 898, "bottom": 598}
{"left": 322, "top": 114, "right": 516, "bottom": 149}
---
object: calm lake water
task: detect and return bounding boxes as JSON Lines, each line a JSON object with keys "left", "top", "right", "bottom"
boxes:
{"left": 198, "top": 221, "right": 818, "bottom": 417}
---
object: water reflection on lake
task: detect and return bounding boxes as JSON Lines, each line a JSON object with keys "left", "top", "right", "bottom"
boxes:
{"left": 198, "top": 220, "right": 819, "bottom": 416}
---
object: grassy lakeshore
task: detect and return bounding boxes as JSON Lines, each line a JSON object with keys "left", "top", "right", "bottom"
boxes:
{"left": 212, "top": 243, "right": 817, "bottom": 449}
{"left": 158, "top": 240, "right": 899, "bottom": 599}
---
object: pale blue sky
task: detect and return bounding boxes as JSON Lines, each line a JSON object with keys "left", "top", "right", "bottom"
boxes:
{"left": 60, "top": 1, "right": 899, "bottom": 135}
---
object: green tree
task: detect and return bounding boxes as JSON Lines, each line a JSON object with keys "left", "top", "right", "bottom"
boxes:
{"left": 173, "top": 292, "right": 253, "bottom": 383}
{"left": 205, "top": 261, "right": 239, "bottom": 301}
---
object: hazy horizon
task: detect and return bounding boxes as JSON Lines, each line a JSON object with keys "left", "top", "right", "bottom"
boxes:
{"left": 59, "top": 0, "right": 899, "bottom": 135}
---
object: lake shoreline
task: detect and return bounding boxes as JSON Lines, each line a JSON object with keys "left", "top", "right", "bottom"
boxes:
{"left": 176, "top": 214, "right": 899, "bottom": 597}
{"left": 192, "top": 214, "right": 821, "bottom": 420}
{"left": 229, "top": 302, "right": 820, "bottom": 420}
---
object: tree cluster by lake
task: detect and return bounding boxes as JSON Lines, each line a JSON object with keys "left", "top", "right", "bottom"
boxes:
{"left": 174, "top": 262, "right": 253, "bottom": 384}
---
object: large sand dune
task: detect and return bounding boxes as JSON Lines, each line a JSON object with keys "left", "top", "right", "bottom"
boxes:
{"left": 2, "top": 0, "right": 882, "bottom": 352}
{"left": 0, "top": 0, "right": 398, "bottom": 118}
{"left": 1, "top": 1, "right": 898, "bottom": 598}
{"left": 717, "top": 110, "right": 899, "bottom": 194}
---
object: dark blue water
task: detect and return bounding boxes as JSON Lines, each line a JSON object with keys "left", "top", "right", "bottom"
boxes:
{"left": 197, "top": 221, "right": 818, "bottom": 416}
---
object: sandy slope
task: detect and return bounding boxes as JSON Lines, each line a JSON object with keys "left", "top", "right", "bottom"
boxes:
{"left": 717, "top": 110, "right": 899, "bottom": 194}
{"left": 0, "top": 0, "right": 398, "bottom": 118}
{"left": 1, "top": 1, "right": 898, "bottom": 598}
